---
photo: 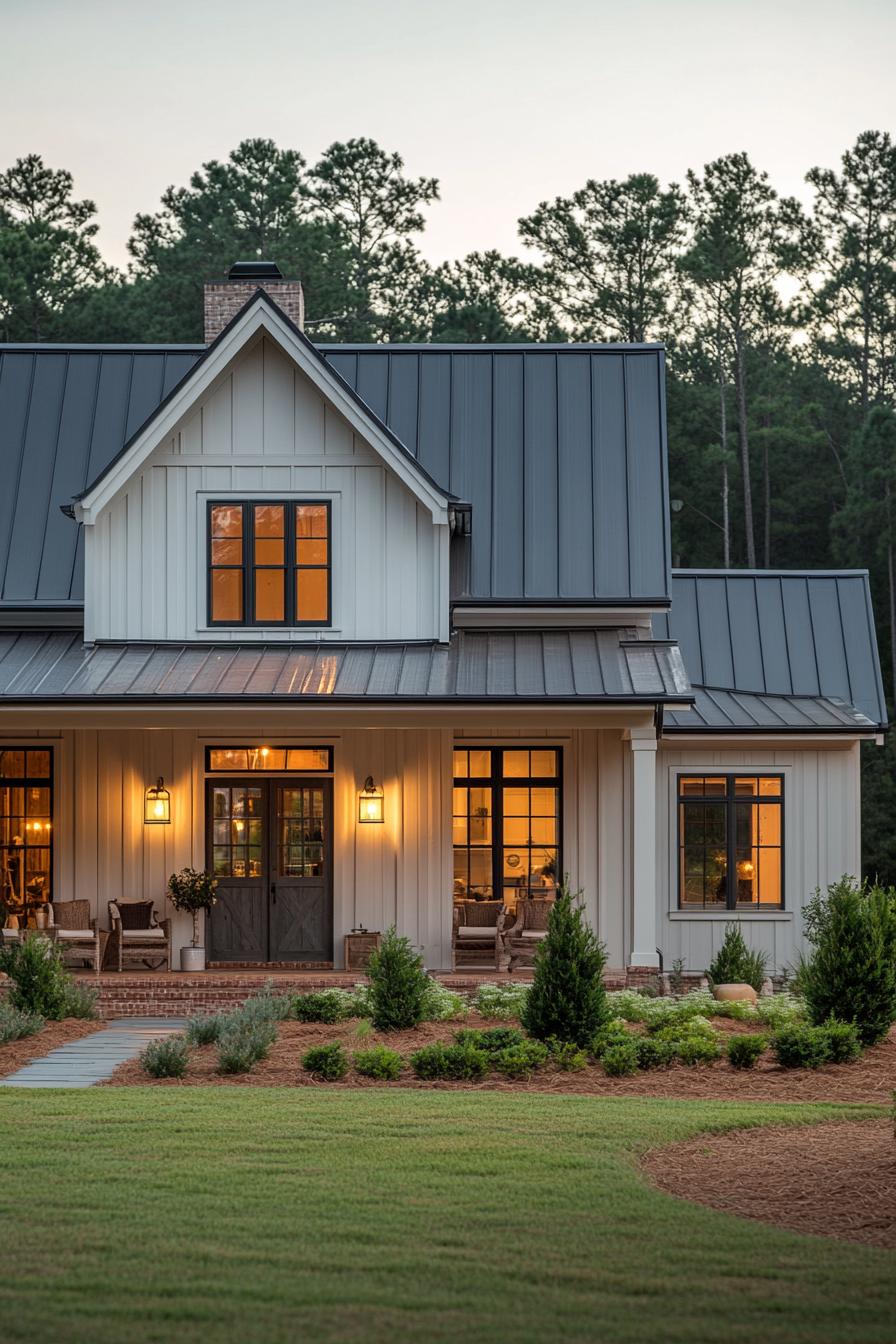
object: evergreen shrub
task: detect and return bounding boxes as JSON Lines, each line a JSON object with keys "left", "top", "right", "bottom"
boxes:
{"left": 367, "top": 927, "right": 429, "bottom": 1031}
{"left": 521, "top": 880, "right": 609, "bottom": 1046}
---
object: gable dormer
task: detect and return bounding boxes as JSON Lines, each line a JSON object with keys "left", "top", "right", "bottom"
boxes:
{"left": 73, "top": 281, "right": 452, "bottom": 645}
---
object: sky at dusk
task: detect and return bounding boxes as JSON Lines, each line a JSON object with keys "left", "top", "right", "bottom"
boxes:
{"left": 2, "top": 0, "right": 894, "bottom": 271}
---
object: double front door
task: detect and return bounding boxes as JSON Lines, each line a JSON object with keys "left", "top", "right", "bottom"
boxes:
{"left": 207, "top": 779, "right": 333, "bottom": 963}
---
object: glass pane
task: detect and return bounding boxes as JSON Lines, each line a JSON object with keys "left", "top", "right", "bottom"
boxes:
{"left": 255, "top": 538, "right": 284, "bottom": 566}
{"left": 530, "top": 787, "right": 557, "bottom": 817}
{"left": 296, "top": 567, "right": 328, "bottom": 622}
{"left": 255, "top": 569, "right": 285, "bottom": 622}
{"left": 468, "top": 849, "right": 492, "bottom": 895}
{"left": 503, "top": 787, "right": 528, "bottom": 816}
{"left": 285, "top": 749, "right": 330, "bottom": 771}
{"left": 758, "top": 847, "right": 782, "bottom": 905}
{"left": 503, "top": 848, "right": 530, "bottom": 879}
{"left": 296, "top": 504, "right": 328, "bottom": 538}
{"left": 211, "top": 568, "right": 243, "bottom": 622}
{"left": 211, "top": 505, "right": 242, "bottom": 538}
{"left": 212, "top": 847, "right": 230, "bottom": 877}
{"left": 759, "top": 777, "right": 782, "bottom": 797}
{"left": 280, "top": 789, "right": 304, "bottom": 817}
{"left": 735, "top": 849, "right": 757, "bottom": 903}
{"left": 735, "top": 777, "right": 758, "bottom": 796}
{"left": 503, "top": 817, "right": 529, "bottom": 845}
{"left": 468, "top": 749, "right": 491, "bottom": 778}
{"left": 211, "top": 538, "right": 242, "bottom": 566}
{"left": 453, "top": 753, "right": 468, "bottom": 779}
{"left": 758, "top": 802, "right": 781, "bottom": 846}
{"left": 530, "top": 749, "right": 558, "bottom": 778}
{"left": 452, "top": 815, "right": 468, "bottom": 845}
{"left": 212, "top": 820, "right": 229, "bottom": 845}
{"left": 296, "top": 539, "right": 327, "bottom": 566}
{"left": 530, "top": 817, "right": 556, "bottom": 845}
{"left": 503, "top": 750, "right": 529, "bottom": 778}
{"left": 254, "top": 504, "right": 285, "bottom": 538}
{"left": 680, "top": 802, "right": 705, "bottom": 844}
{"left": 213, "top": 787, "right": 231, "bottom": 818}
{"left": 0, "top": 752, "right": 24, "bottom": 778}
{"left": 26, "top": 751, "right": 51, "bottom": 779}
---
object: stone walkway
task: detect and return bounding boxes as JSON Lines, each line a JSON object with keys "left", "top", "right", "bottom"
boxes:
{"left": 0, "top": 1018, "right": 187, "bottom": 1088}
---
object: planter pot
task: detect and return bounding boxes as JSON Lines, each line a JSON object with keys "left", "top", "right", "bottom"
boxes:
{"left": 180, "top": 946, "right": 206, "bottom": 973}
{"left": 713, "top": 982, "right": 758, "bottom": 1003}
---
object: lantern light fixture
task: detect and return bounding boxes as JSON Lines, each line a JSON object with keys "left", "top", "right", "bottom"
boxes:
{"left": 144, "top": 777, "right": 171, "bottom": 825}
{"left": 358, "top": 775, "right": 384, "bottom": 824}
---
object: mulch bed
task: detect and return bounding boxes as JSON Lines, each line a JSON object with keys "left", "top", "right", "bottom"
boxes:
{"left": 103, "top": 1014, "right": 896, "bottom": 1103}
{"left": 0, "top": 1018, "right": 103, "bottom": 1077}
{"left": 643, "top": 1118, "right": 896, "bottom": 1250}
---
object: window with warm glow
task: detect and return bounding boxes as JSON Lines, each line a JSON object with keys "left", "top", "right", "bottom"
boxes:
{"left": 678, "top": 775, "right": 783, "bottom": 910}
{"left": 208, "top": 501, "right": 331, "bottom": 626}
{"left": 453, "top": 747, "right": 560, "bottom": 912}
{"left": 0, "top": 748, "right": 53, "bottom": 919}
{"left": 206, "top": 746, "right": 333, "bottom": 773}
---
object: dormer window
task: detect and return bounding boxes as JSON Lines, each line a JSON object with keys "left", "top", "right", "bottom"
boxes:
{"left": 208, "top": 501, "right": 331, "bottom": 627}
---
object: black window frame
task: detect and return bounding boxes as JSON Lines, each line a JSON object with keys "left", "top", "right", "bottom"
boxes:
{"left": 0, "top": 746, "right": 54, "bottom": 914}
{"left": 452, "top": 745, "right": 563, "bottom": 905}
{"left": 676, "top": 773, "right": 784, "bottom": 911}
{"left": 207, "top": 499, "right": 332, "bottom": 629}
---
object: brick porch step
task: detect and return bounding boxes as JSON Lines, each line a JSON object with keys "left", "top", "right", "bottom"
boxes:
{"left": 74, "top": 967, "right": 632, "bottom": 1019}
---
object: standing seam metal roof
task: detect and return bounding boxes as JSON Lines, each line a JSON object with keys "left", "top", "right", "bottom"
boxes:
{"left": 0, "top": 334, "right": 672, "bottom": 607}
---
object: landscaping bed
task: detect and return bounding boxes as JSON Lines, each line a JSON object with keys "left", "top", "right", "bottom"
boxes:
{"left": 643, "top": 1117, "right": 896, "bottom": 1250}
{"left": 103, "top": 1011, "right": 896, "bottom": 1102}
{"left": 0, "top": 1017, "right": 103, "bottom": 1077}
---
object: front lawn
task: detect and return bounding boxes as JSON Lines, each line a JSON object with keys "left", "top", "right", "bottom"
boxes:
{"left": 0, "top": 1090, "right": 890, "bottom": 1344}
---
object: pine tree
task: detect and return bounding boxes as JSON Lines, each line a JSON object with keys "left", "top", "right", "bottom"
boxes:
{"left": 366, "top": 927, "right": 430, "bottom": 1032}
{"left": 521, "top": 881, "right": 608, "bottom": 1046}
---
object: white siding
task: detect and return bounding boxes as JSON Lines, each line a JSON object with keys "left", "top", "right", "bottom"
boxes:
{"left": 85, "top": 335, "right": 447, "bottom": 644}
{"left": 656, "top": 741, "right": 862, "bottom": 975}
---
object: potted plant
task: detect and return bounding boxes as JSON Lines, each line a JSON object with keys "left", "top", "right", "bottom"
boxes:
{"left": 167, "top": 868, "right": 218, "bottom": 972}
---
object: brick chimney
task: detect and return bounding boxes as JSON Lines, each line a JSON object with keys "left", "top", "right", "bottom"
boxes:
{"left": 204, "top": 261, "right": 305, "bottom": 343}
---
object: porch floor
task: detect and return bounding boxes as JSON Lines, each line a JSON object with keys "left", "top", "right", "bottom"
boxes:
{"left": 71, "top": 966, "right": 633, "bottom": 1018}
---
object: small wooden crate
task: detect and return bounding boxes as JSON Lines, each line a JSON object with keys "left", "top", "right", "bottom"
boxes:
{"left": 343, "top": 931, "right": 382, "bottom": 972}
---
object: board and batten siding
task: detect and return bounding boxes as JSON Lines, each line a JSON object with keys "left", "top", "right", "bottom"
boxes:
{"left": 656, "top": 742, "right": 861, "bottom": 975}
{"left": 84, "top": 334, "right": 448, "bottom": 644}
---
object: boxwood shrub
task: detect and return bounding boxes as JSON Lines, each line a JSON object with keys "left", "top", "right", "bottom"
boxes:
{"left": 302, "top": 1042, "right": 349, "bottom": 1080}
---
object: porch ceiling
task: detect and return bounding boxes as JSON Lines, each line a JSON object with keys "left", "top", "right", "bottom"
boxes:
{"left": 0, "top": 628, "right": 691, "bottom": 705}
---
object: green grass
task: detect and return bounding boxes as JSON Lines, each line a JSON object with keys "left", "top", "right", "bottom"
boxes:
{"left": 0, "top": 1090, "right": 891, "bottom": 1343}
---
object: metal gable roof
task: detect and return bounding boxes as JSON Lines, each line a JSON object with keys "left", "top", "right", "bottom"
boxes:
{"left": 0, "top": 628, "right": 691, "bottom": 704}
{"left": 0, "top": 334, "right": 671, "bottom": 608}
{"left": 655, "top": 570, "right": 887, "bottom": 731}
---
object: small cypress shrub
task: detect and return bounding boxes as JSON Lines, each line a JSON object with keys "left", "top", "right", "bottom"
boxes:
{"left": 302, "top": 1042, "right": 349, "bottom": 1080}
{"left": 727, "top": 1034, "right": 767, "bottom": 1069}
{"left": 353, "top": 1045, "right": 403, "bottom": 1080}
{"left": 520, "top": 879, "right": 609, "bottom": 1047}
{"left": 800, "top": 878, "right": 896, "bottom": 1046}
{"left": 707, "top": 924, "right": 767, "bottom": 992}
{"left": 140, "top": 1036, "right": 189, "bottom": 1079}
{"left": 822, "top": 1017, "right": 862, "bottom": 1063}
{"left": 366, "top": 927, "right": 430, "bottom": 1031}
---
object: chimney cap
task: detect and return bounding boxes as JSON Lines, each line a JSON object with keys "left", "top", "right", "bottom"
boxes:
{"left": 227, "top": 260, "right": 284, "bottom": 280}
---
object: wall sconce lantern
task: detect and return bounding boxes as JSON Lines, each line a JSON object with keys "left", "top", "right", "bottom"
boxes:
{"left": 358, "top": 775, "right": 384, "bottom": 824}
{"left": 144, "top": 777, "right": 171, "bottom": 825}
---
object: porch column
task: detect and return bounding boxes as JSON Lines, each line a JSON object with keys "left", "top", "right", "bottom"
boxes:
{"left": 627, "top": 727, "right": 659, "bottom": 969}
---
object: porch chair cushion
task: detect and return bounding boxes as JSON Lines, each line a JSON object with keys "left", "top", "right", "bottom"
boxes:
{"left": 120, "top": 927, "right": 166, "bottom": 941}
{"left": 49, "top": 900, "right": 91, "bottom": 931}
{"left": 55, "top": 928, "right": 97, "bottom": 942}
{"left": 456, "top": 926, "right": 497, "bottom": 939}
{"left": 113, "top": 900, "right": 156, "bottom": 930}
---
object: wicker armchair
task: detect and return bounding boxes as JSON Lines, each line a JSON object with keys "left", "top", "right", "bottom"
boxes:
{"left": 500, "top": 897, "right": 555, "bottom": 971}
{"left": 48, "top": 899, "right": 102, "bottom": 974}
{"left": 108, "top": 900, "right": 171, "bottom": 972}
{"left": 452, "top": 900, "right": 506, "bottom": 970}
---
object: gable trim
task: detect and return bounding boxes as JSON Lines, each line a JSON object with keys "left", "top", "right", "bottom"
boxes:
{"left": 72, "top": 291, "right": 453, "bottom": 525}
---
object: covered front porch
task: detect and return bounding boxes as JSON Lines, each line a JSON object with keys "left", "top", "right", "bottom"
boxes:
{"left": 0, "top": 696, "right": 671, "bottom": 979}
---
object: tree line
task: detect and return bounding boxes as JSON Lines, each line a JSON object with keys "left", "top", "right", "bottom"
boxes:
{"left": 2, "top": 132, "right": 895, "bottom": 878}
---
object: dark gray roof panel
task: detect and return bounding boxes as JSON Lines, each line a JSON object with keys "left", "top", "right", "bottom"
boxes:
{"left": 0, "top": 629, "right": 691, "bottom": 704}
{"left": 656, "top": 570, "right": 887, "bottom": 730}
{"left": 664, "top": 687, "right": 877, "bottom": 732}
{"left": 0, "top": 338, "right": 670, "bottom": 606}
